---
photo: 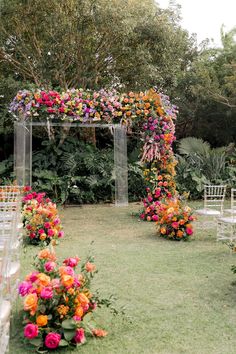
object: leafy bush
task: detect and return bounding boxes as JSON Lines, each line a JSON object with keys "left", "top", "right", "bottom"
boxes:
{"left": 175, "top": 137, "right": 236, "bottom": 199}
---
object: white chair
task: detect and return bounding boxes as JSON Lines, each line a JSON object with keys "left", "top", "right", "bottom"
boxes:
{"left": 216, "top": 216, "right": 236, "bottom": 242}
{"left": 0, "top": 241, "right": 11, "bottom": 354}
{"left": 224, "top": 188, "right": 236, "bottom": 214}
{"left": 196, "top": 185, "right": 226, "bottom": 216}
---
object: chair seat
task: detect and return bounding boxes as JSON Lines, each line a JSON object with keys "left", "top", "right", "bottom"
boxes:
{"left": 196, "top": 209, "right": 221, "bottom": 216}
{"left": 0, "top": 300, "right": 11, "bottom": 322}
{"left": 218, "top": 216, "right": 236, "bottom": 224}
{"left": 224, "top": 209, "right": 236, "bottom": 214}
{"left": 9, "top": 261, "right": 20, "bottom": 277}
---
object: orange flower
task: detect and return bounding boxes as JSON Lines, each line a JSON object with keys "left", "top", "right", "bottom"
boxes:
{"left": 37, "top": 273, "right": 51, "bottom": 287}
{"left": 177, "top": 230, "right": 183, "bottom": 238}
{"left": 36, "top": 315, "right": 48, "bottom": 327}
{"left": 157, "top": 175, "right": 163, "bottom": 181}
{"left": 24, "top": 293, "right": 38, "bottom": 316}
{"left": 85, "top": 262, "right": 96, "bottom": 273}
{"left": 38, "top": 248, "right": 56, "bottom": 261}
{"left": 92, "top": 329, "right": 108, "bottom": 337}
{"left": 160, "top": 227, "right": 166, "bottom": 234}
{"left": 61, "top": 274, "right": 74, "bottom": 288}
{"left": 77, "top": 293, "right": 89, "bottom": 306}
{"left": 57, "top": 305, "right": 69, "bottom": 316}
{"left": 179, "top": 219, "right": 185, "bottom": 225}
{"left": 75, "top": 306, "right": 84, "bottom": 317}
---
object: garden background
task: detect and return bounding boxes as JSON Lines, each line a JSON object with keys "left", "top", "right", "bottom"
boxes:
{"left": 0, "top": 0, "right": 236, "bottom": 199}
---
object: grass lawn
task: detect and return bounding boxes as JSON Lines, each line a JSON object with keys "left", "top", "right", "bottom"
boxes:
{"left": 9, "top": 201, "right": 236, "bottom": 354}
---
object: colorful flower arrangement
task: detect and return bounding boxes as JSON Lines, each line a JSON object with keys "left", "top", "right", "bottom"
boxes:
{"left": 10, "top": 87, "right": 195, "bottom": 240}
{"left": 156, "top": 198, "right": 195, "bottom": 241}
{"left": 18, "top": 247, "right": 107, "bottom": 351}
{"left": 22, "top": 188, "right": 64, "bottom": 245}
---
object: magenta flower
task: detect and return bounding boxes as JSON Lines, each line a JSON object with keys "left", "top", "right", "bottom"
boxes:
{"left": 74, "top": 328, "right": 86, "bottom": 344}
{"left": 18, "top": 281, "right": 32, "bottom": 296}
{"left": 24, "top": 323, "right": 39, "bottom": 339}
{"left": 40, "top": 287, "right": 53, "bottom": 299}
{"left": 45, "top": 332, "right": 61, "bottom": 349}
{"left": 44, "top": 261, "right": 56, "bottom": 273}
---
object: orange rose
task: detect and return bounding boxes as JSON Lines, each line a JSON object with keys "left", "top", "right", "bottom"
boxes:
{"left": 160, "top": 227, "right": 166, "bottom": 234}
{"left": 85, "top": 262, "right": 96, "bottom": 273}
{"left": 36, "top": 315, "right": 48, "bottom": 327}
{"left": 61, "top": 274, "right": 74, "bottom": 288}
{"left": 177, "top": 230, "right": 183, "bottom": 238}
{"left": 24, "top": 293, "right": 38, "bottom": 315}
{"left": 92, "top": 329, "right": 108, "bottom": 337}
{"left": 77, "top": 293, "right": 89, "bottom": 306}
{"left": 38, "top": 248, "right": 56, "bottom": 261}
{"left": 75, "top": 306, "right": 83, "bottom": 317}
{"left": 37, "top": 273, "right": 51, "bottom": 287}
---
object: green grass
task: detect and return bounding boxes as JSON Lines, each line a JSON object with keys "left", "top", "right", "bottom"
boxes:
{"left": 9, "top": 201, "right": 236, "bottom": 354}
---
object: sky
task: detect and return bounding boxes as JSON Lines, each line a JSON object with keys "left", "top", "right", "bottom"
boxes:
{"left": 157, "top": 0, "right": 236, "bottom": 46}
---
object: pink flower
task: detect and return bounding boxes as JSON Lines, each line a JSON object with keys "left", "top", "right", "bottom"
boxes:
{"left": 47, "top": 229, "right": 54, "bottom": 237}
{"left": 45, "top": 332, "right": 61, "bottom": 349}
{"left": 44, "top": 222, "right": 51, "bottom": 229}
{"left": 63, "top": 257, "right": 80, "bottom": 268}
{"left": 29, "top": 271, "right": 39, "bottom": 283}
{"left": 40, "top": 287, "right": 53, "bottom": 299}
{"left": 18, "top": 281, "right": 32, "bottom": 296}
{"left": 24, "top": 323, "right": 39, "bottom": 339}
{"left": 73, "top": 315, "right": 81, "bottom": 321}
{"left": 44, "top": 261, "right": 56, "bottom": 273}
{"left": 171, "top": 222, "right": 179, "bottom": 229}
{"left": 147, "top": 196, "right": 153, "bottom": 202}
{"left": 38, "top": 228, "right": 45, "bottom": 234}
{"left": 152, "top": 215, "right": 158, "bottom": 221}
{"left": 53, "top": 218, "right": 60, "bottom": 225}
{"left": 51, "top": 278, "right": 60, "bottom": 289}
{"left": 140, "top": 213, "right": 145, "bottom": 220}
{"left": 186, "top": 227, "right": 193, "bottom": 235}
{"left": 29, "top": 232, "right": 36, "bottom": 239}
{"left": 188, "top": 216, "right": 194, "bottom": 221}
{"left": 58, "top": 230, "right": 64, "bottom": 238}
{"left": 74, "top": 328, "right": 86, "bottom": 344}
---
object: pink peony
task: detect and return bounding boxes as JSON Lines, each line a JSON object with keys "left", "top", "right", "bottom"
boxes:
{"left": 74, "top": 328, "right": 86, "bottom": 344}
{"left": 51, "top": 278, "right": 60, "bottom": 289}
{"left": 38, "top": 228, "right": 45, "bottom": 234}
{"left": 63, "top": 257, "right": 80, "bottom": 268}
{"left": 73, "top": 315, "right": 81, "bottom": 321}
{"left": 29, "top": 271, "right": 39, "bottom": 283}
{"left": 171, "top": 222, "right": 179, "bottom": 229}
{"left": 58, "top": 230, "right": 64, "bottom": 238}
{"left": 44, "top": 222, "right": 51, "bottom": 229}
{"left": 47, "top": 229, "right": 55, "bottom": 237}
{"left": 186, "top": 227, "right": 193, "bottom": 235}
{"left": 147, "top": 196, "right": 153, "bottom": 202}
{"left": 40, "top": 287, "right": 53, "bottom": 299}
{"left": 44, "top": 261, "right": 56, "bottom": 273}
{"left": 24, "top": 323, "right": 39, "bottom": 339}
{"left": 45, "top": 332, "right": 61, "bottom": 349}
{"left": 152, "top": 215, "right": 158, "bottom": 221}
{"left": 18, "top": 281, "right": 32, "bottom": 296}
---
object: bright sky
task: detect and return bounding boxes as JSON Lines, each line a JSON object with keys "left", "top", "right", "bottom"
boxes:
{"left": 157, "top": 0, "right": 236, "bottom": 46}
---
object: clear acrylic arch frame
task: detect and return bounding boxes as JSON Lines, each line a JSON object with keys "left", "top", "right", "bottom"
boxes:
{"left": 14, "top": 121, "right": 128, "bottom": 206}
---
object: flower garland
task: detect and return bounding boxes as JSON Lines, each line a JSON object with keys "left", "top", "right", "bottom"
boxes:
{"left": 22, "top": 188, "right": 64, "bottom": 245}
{"left": 18, "top": 247, "right": 108, "bottom": 351}
{"left": 10, "top": 87, "right": 195, "bottom": 240}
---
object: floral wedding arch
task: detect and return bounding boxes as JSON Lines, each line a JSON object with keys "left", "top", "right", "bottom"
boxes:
{"left": 10, "top": 87, "right": 178, "bottom": 219}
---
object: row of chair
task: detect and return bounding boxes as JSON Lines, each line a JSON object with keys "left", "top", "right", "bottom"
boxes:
{"left": 196, "top": 185, "right": 236, "bottom": 241}
{"left": 0, "top": 186, "right": 22, "bottom": 353}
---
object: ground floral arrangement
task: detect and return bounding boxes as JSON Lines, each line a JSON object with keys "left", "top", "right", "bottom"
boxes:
{"left": 18, "top": 247, "right": 109, "bottom": 352}
{"left": 22, "top": 187, "right": 64, "bottom": 245}
{"left": 11, "top": 87, "right": 195, "bottom": 240}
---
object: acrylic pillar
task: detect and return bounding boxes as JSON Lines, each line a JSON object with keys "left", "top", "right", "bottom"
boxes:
{"left": 114, "top": 125, "right": 128, "bottom": 206}
{"left": 14, "top": 122, "right": 32, "bottom": 186}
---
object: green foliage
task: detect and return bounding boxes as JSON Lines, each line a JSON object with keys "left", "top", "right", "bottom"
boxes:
{"left": 175, "top": 137, "right": 236, "bottom": 198}
{"left": 30, "top": 136, "right": 144, "bottom": 204}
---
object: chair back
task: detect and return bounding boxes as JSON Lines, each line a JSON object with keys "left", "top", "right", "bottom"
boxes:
{"left": 230, "top": 188, "right": 236, "bottom": 212}
{"left": 204, "top": 185, "right": 226, "bottom": 214}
